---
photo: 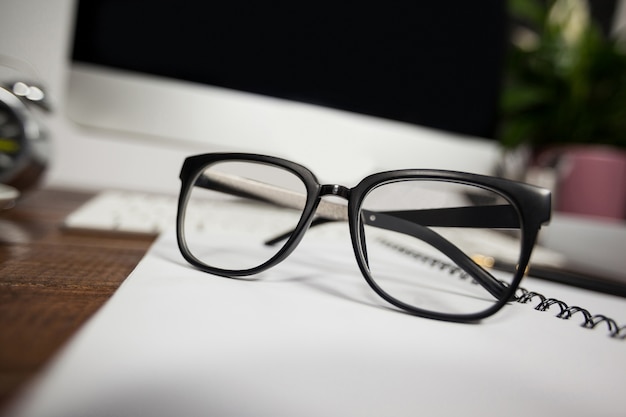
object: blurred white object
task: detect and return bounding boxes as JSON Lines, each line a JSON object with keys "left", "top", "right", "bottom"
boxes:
{"left": 540, "top": 213, "right": 626, "bottom": 282}
{"left": 0, "top": 183, "right": 19, "bottom": 209}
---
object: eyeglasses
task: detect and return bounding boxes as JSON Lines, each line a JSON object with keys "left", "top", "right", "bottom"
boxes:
{"left": 176, "top": 153, "right": 551, "bottom": 322}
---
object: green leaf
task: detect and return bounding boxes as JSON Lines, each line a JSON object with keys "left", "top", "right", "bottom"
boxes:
{"left": 500, "top": 85, "right": 550, "bottom": 113}
{"left": 508, "top": 0, "right": 547, "bottom": 27}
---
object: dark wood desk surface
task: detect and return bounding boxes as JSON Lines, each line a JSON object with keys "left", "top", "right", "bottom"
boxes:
{"left": 0, "top": 188, "right": 155, "bottom": 410}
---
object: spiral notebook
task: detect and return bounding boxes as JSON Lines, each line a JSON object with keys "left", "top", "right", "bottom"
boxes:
{"left": 5, "top": 229, "right": 626, "bottom": 417}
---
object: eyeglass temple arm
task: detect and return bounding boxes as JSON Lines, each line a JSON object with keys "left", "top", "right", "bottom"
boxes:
{"left": 263, "top": 206, "right": 519, "bottom": 246}
{"left": 194, "top": 172, "right": 508, "bottom": 298}
{"left": 263, "top": 209, "right": 508, "bottom": 298}
{"left": 377, "top": 206, "right": 520, "bottom": 228}
{"left": 195, "top": 171, "right": 353, "bottom": 223}
{"left": 194, "top": 172, "right": 520, "bottom": 228}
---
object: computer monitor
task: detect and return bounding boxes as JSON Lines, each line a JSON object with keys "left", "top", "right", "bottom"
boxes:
{"left": 66, "top": 1, "right": 505, "bottom": 179}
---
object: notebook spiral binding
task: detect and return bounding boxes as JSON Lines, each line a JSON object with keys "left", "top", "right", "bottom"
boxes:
{"left": 513, "top": 286, "right": 626, "bottom": 339}
{"left": 379, "top": 238, "right": 626, "bottom": 340}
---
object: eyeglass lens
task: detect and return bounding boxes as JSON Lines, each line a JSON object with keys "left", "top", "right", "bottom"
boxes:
{"left": 359, "top": 179, "right": 520, "bottom": 315}
{"left": 181, "top": 160, "right": 308, "bottom": 271}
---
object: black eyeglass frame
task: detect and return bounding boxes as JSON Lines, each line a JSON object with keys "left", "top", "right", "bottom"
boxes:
{"left": 177, "top": 152, "right": 552, "bottom": 322}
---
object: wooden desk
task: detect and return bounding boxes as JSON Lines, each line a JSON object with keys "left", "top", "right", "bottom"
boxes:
{"left": 0, "top": 188, "right": 155, "bottom": 409}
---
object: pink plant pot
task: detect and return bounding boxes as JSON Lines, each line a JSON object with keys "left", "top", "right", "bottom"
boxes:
{"left": 549, "top": 146, "right": 626, "bottom": 220}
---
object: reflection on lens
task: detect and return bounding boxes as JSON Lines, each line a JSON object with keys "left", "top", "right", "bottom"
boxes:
{"left": 181, "top": 160, "right": 307, "bottom": 271}
{"left": 359, "top": 179, "right": 522, "bottom": 316}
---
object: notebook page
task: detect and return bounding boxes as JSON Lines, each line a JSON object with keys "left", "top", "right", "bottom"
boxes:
{"left": 4, "top": 230, "right": 626, "bottom": 417}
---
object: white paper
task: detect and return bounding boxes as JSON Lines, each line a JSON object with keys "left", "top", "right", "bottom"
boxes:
{"left": 5, "top": 229, "right": 626, "bottom": 417}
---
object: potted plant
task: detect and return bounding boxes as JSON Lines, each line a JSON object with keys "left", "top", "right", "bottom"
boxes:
{"left": 498, "top": 0, "right": 626, "bottom": 220}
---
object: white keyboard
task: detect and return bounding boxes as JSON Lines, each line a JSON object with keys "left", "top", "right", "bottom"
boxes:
{"left": 63, "top": 190, "right": 180, "bottom": 235}
{"left": 63, "top": 187, "right": 354, "bottom": 244}
{"left": 62, "top": 189, "right": 346, "bottom": 239}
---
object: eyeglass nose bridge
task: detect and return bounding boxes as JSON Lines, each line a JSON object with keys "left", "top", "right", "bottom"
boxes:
{"left": 314, "top": 184, "right": 351, "bottom": 222}
{"left": 320, "top": 184, "right": 350, "bottom": 199}
{"left": 264, "top": 184, "right": 351, "bottom": 247}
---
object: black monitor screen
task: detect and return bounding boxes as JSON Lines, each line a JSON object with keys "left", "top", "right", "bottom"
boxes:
{"left": 72, "top": 1, "right": 506, "bottom": 139}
